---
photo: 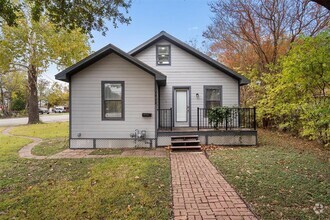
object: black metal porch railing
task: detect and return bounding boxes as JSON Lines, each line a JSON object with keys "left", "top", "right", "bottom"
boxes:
{"left": 158, "top": 108, "right": 173, "bottom": 131}
{"left": 197, "top": 107, "right": 256, "bottom": 131}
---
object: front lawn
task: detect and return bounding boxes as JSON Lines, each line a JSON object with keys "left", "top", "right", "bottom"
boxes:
{"left": 10, "top": 122, "right": 69, "bottom": 138}
{"left": 0, "top": 123, "right": 171, "bottom": 219}
{"left": 208, "top": 129, "right": 330, "bottom": 219}
{"left": 32, "top": 138, "right": 68, "bottom": 156}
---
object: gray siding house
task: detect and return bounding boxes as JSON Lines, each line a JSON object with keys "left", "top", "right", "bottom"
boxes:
{"left": 55, "top": 31, "right": 257, "bottom": 148}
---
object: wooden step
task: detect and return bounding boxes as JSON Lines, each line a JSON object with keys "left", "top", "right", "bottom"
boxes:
{"left": 171, "top": 135, "right": 199, "bottom": 139}
{"left": 170, "top": 145, "right": 201, "bottom": 150}
{"left": 170, "top": 134, "right": 201, "bottom": 150}
{"left": 171, "top": 140, "right": 200, "bottom": 144}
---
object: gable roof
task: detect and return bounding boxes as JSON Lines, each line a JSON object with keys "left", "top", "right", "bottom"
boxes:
{"left": 55, "top": 44, "right": 167, "bottom": 85}
{"left": 129, "top": 31, "right": 249, "bottom": 85}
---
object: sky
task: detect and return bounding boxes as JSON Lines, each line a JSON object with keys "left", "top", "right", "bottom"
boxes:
{"left": 45, "top": 0, "right": 213, "bottom": 83}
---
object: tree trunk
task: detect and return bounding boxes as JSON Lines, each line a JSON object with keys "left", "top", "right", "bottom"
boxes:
{"left": 28, "top": 64, "right": 39, "bottom": 124}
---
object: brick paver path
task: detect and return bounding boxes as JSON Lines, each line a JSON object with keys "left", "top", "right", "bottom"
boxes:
{"left": 171, "top": 152, "right": 257, "bottom": 220}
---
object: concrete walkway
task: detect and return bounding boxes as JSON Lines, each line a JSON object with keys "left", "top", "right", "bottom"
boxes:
{"left": 171, "top": 152, "right": 257, "bottom": 220}
{"left": 2, "top": 127, "right": 167, "bottom": 159}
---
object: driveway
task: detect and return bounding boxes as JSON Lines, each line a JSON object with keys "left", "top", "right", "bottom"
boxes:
{"left": 0, "top": 114, "right": 69, "bottom": 127}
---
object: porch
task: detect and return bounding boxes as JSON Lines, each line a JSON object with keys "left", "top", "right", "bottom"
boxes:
{"left": 157, "top": 107, "right": 257, "bottom": 146}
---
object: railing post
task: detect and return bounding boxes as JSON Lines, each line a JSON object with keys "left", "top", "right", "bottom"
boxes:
{"left": 197, "top": 107, "right": 200, "bottom": 131}
{"left": 253, "top": 107, "right": 257, "bottom": 130}
{"left": 225, "top": 115, "right": 228, "bottom": 130}
{"left": 157, "top": 109, "right": 160, "bottom": 129}
{"left": 170, "top": 108, "right": 173, "bottom": 131}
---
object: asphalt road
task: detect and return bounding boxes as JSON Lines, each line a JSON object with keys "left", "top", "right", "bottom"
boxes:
{"left": 0, "top": 114, "right": 69, "bottom": 127}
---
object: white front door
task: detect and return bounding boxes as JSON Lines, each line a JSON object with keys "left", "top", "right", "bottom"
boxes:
{"left": 174, "top": 88, "right": 190, "bottom": 127}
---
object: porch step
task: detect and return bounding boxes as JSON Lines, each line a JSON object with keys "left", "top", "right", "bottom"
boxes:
{"left": 171, "top": 140, "right": 200, "bottom": 144}
{"left": 170, "top": 135, "right": 201, "bottom": 150}
{"left": 171, "top": 135, "right": 199, "bottom": 139}
{"left": 170, "top": 145, "right": 201, "bottom": 150}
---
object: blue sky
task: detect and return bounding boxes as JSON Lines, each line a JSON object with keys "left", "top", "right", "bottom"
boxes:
{"left": 46, "top": 0, "right": 213, "bottom": 82}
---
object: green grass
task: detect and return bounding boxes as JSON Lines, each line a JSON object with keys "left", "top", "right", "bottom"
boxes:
{"left": 90, "top": 149, "right": 124, "bottom": 155}
{"left": 10, "top": 122, "right": 69, "bottom": 138}
{"left": 208, "top": 129, "right": 330, "bottom": 220}
{"left": 0, "top": 124, "right": 171, "bottom": 219}
{"left": 32, "top": 138, "right": 68, "bottom": 156}
{"left": 0, "top": 127, "right": 32, "bottom": 171}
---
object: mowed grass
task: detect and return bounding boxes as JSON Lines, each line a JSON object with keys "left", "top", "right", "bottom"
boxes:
{"left": 0, "top": 123, "right": 171, "bottom": 219}
{"left": 208, "top": 129, "right": 330, "bottom": 220}
{"left": 32, "top": 138, "right": 68, "bottom": 156}
{"left": 0, "top": 127, "right": 32, "bottom": 171}
{"left": 10, "top": 122, "right": 69, "bottom": 138}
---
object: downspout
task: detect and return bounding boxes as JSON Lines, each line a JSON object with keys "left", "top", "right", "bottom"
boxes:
{"left": 69, "top": 77, "right": 72, "bottom": 148}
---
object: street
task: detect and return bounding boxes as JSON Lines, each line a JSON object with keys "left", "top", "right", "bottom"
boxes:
{"left": 0, "top": 114, "right": 69, "bottom": 127}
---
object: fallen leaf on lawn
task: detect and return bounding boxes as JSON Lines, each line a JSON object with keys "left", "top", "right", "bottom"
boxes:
{"left": 134, "top": 176, "right": 140, "bottom": 179}
{"left": 91, "top": 179, "right": 98, "bottom": 186}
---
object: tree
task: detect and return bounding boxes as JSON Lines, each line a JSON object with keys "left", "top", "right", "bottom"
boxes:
{"left": 0, "top": 0, "right": 131, "bottom": 37}
{"left": 204, "top": 0, "right": 330, "bottom": 72}
{"left": 0, "top": 1, "right": 90, "bottom": 123}
{"left": 258, "top": 30, "right": 330, "bottom": 145}
{"left": 47, "top": 82, "right": 68, "bottom": 107}
{"left": 0, "top": 71, "right": 27, "bottom": 115}
{"left": 38, "top": 78, "right": 50, "bottom": 107}
{"left": 203, "top": 0, "right": 330, "bottom": 108}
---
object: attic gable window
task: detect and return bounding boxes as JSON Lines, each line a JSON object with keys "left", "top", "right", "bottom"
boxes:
{"left": 102, "top": 81, "right": 125, "bottom": 120}
{"left": 156, "top": 45, "right": 171, "bottom": 65}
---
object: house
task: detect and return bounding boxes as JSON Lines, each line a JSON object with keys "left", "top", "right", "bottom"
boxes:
{"left": 55, "top": 31, "right": 257, "bottom": 148}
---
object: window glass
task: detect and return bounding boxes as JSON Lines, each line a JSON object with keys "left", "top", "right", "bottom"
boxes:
{"left": 104, "top": 83, "right": 122, "bottom": 100}
{"left": 206, "top": 101, "right": 221, "bottom": 109}
{"left": 206, "top": 89, "right": 221, "bottom": 100}
{"left": 105, "top": 100, "right": 122, "bottom": 118}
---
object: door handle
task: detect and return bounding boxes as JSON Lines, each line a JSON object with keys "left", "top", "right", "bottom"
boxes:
{"left": 187, "top": 106, "right": 189, "bottom": 112}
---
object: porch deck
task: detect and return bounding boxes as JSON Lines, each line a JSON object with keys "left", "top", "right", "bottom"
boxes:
{"left": 157, "top": 127, "right": 257, "bottom": 147}
{"left": 157, "top": 107, "right": 257, "bottom": 146}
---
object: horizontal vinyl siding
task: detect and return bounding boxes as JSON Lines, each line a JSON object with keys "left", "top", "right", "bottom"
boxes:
{"left": 71, "top": 53, "right": 155, "bottom": 139}
{"left": 135, "top": 40, "right": 239, "bottom": 126}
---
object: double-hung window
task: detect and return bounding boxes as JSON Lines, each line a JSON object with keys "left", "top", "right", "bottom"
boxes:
{"left": 156, "top": 45, "right": 171, "bottom": 65}
{"left": 204, "top": 86, "right": 222, "bottom": 109}
{"left": 102, "top": 81, "right": 124, "bottom": 120}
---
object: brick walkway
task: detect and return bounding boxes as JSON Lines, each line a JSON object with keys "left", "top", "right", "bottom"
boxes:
{"left": 171, "top": 152, "right": 257, "bottom": 220}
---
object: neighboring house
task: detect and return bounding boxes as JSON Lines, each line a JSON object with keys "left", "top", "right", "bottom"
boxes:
{"left": 55, "top": 31, "right": 257, "bottom": 148}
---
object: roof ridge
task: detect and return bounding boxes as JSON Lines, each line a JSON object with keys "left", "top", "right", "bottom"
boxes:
{"left": 55, "top": 43, "right": 166, "bottom": 84}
